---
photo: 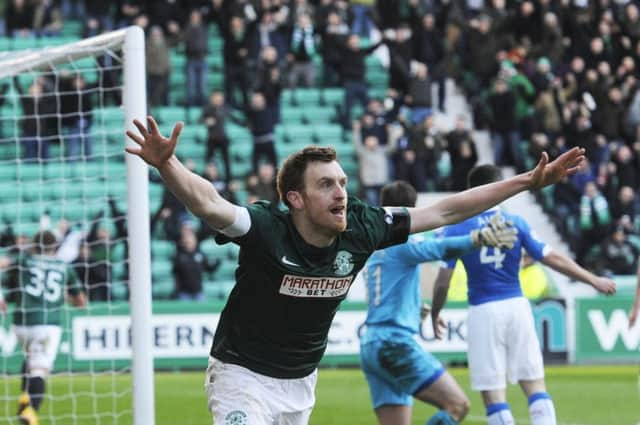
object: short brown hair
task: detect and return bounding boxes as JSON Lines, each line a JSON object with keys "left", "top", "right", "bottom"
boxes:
{"left": 277, "top": 146, "right": 338, "bottom": 208}
{"left": 32, "top": 230, "right": 58, "bottom": 254}
{"left": 380, "top": 181, "right": 417, "bottom": 207}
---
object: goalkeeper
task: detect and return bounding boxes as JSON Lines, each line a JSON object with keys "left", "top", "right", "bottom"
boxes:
{"left": 360, "top": 181, "right": 517, "bottom": 425}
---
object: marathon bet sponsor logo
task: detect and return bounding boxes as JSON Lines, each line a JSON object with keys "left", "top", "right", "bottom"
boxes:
{"left": 225, "top": 410, "right": 248, "bottom": 425}
{"left": 333, "top": 250, "right": 354, "bottom": 276}
{"left": 279, "top": 274, "right": 354, "bottom": 298}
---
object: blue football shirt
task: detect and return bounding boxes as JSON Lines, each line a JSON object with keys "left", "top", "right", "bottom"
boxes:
{"left": 442, "top": 209, "right": 550, "bottom": 305}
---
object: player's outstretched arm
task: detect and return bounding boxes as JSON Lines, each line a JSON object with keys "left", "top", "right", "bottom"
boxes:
{"left": 430, "top": 267, "right": 454, "bottom": 339}
{"left": 629, "top": 264, "right": 640, "bottom": 328}
{"left": 540, "top": 251, "right": 616, "bottom": 295}
{"left": 126, "top": 117, "right": 236, "bottom": 230}
{"left": 407, "top": 148, "right": 586, "bottom": 233}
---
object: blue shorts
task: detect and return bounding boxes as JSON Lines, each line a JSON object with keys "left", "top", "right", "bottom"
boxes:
{"left": 360, "top": 332, "right": 444, "bottom": 408}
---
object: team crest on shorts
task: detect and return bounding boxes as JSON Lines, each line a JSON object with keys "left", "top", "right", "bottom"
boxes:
{"left": 224, "top": 410, "right": 248, "bottom": 425}
{"left": 333, "top": 250, "right": 354, "bottom": 276}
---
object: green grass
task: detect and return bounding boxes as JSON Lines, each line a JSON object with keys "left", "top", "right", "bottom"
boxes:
{"left": 1, "top": 365, "right": 638, "bottom": 424}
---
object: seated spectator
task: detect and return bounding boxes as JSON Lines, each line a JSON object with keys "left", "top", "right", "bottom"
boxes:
{"left": 579, "top": 181, "right": 611, "bottom": 263}
{"left": 59, "top": 73, "right": 95, "bottom": 161}
{"left": 146, "top": 26, "right": 171, "bottom": 107}
{"left": 172, "top": 225, "right": 219, "bottom": 302}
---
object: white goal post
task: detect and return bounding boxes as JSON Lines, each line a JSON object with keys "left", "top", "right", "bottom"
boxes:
{"left": 0, "top": 26, "right": 154, "bottom": 425}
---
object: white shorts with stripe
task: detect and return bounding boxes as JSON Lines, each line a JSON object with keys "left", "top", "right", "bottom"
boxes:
{"left": 204, "top": 357, "right": 317, "bottom": 425}
{"left": 13, "top": 325, "right": 62, "bottom": 373}
{"left": 467, "top": 297, "right": 544, "bottom": 391}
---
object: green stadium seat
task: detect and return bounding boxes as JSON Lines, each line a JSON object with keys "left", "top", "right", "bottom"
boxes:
{"left": 152, "top": 240, "right": 175, "bottom": 260}
{"left": 282, "top": 88, "right": 321, "bottom": 106}
{"left": 283, "top": 123, "right": 314, "bottom": 144}
{"left": 96, "top": 107, "right": 125, "bottom": 127}
{"left": 0, "top": 162, "right": 17, "bottom": 180}
{"left": 303, "top": 107, "right": 335, "bottom": 123}
{"left": 200, "top": 239, "right": 229, "bottom": 260}
{"left": 169, "top": 52, "right": 186, "bottom": 69}
{"left": 215, "top": 261, "right": 237, "bottom": 281}
{"left": 11, "top": 38, "right": 38, "bottom": 51}
{"left": 321, "top": 88, "right": 344, "bottom": 106}
{"left": 0, "top": 184, "right": 21, "bottom": 202}
{"left": 156, "top": 106, "right": 187, "bottom": 124}
{"left": 152, "top": 279, "right": 175, "bottom": 300}
{"left": 281, "top": 107, "right": 305, "bottom": 123}
{"left": 313, "top": 124, "right": 342, "bottom": 144}
{"left": 17, "top": 164, "right": 44, "bottom": 181}
{"left": 0, "top": 37, "right": 11, "bottom": 51}
{"left": 110, "top": 282, "right": 128, "bottom": 301}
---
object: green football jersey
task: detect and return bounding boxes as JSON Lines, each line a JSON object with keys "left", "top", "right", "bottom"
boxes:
{"left": 211, "top": 197, "right": 410, "bottom": 378}
{"left": 10, "top": 254, "right": 83, "bottom": 326}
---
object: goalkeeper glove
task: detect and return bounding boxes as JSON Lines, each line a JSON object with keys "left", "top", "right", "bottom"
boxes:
{"left": 470, "top": 212, "right": 518, "bottom": 249}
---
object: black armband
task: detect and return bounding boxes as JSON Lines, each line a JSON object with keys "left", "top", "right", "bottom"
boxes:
{"left": 382, "top": 207, "right": 411, "bottom": 247}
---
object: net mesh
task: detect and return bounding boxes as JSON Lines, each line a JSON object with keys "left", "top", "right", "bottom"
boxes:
{"left": 0, "top": 34, "right": 133, "bottom": 424}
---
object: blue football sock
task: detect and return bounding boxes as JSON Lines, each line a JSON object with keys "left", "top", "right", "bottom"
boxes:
{"left": 426, "top": 410, "right": 458, "bottom": 425}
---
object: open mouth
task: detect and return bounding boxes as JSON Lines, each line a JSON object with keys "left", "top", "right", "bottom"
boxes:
{"left": 330, "top": 206, "right": 345, "bottom": 216}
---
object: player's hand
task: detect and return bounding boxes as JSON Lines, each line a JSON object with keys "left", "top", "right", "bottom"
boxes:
{"left": 420, "top": 303, "right": 430, "bottom": 321}
{"left": 471, "top": 212, "right": 518, "bottom": 249}
{"left": 591, "top": 276, "right": 616, "bottom": 295}
{"left": 431, "top": 313, "right": 446, "bottom": 339}
{"left": 529, "top": 147, "right": 585, "bottom": 190}
{"left": 125, "top": 116, "right": 183, "bottom": 169}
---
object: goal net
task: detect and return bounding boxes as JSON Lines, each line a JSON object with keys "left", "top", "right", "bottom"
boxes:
{"left": 0, "top": 27, "right": 153, "bottom": 425}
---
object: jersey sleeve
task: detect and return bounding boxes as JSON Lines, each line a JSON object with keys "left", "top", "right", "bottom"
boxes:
{"left": 214, "top": 201, "right": 270, "bottom": 246}
{"left": 401, "top": 234, "right": 474, "bottom": 265}
{"left": 516, "top": 216, "right": 550, "bottom": 261}
{"left": 350, "top": 197, "right": 410, "bottom": 251}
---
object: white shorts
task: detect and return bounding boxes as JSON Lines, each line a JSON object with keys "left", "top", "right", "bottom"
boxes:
{"left": 467, "top": 297, "right": 544, "bottom": 391}
{"left": 204, "top": 357, "right": 317, "bottom": 425}
{"left": 13, "top": 325, "right": 62, "bottom": 374}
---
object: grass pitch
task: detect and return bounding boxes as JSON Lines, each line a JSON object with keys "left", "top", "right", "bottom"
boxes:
{"left": 1, "top": 365, "right": 637, "bottom": 424}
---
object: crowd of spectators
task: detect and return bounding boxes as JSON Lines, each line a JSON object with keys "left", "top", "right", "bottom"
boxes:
{"left": 2, "top": 0, "right": 640, "bottom": 301}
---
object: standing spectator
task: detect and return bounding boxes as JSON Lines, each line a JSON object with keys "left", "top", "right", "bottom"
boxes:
{"left": 318, "top": 10, "right": 349, "bottom": 87}
{"left": 33, "top": 0, "right": 63, "bottom": 37}
{"left": 600, "top": 226, "right": 639, "bottom": 275}
{"left": 579, "top": 181, "right": 611, "bottom": 263}
{"left": 60, "top": 74, "right": 94, "bottom": 161}
{"left": 172, "top": 225, "right": 219, "bottom": 301}
{"left": 201, "top": 91, "right": 234, "bottom": 181}
{"left": 487, "top": 77, "right": 519, "bottom": 167}
{"left": 350, "top": 0, "right": 375, "bottom": 38}
{"left": 5, "top": 0, "right": 35, "bottom": 38}
{"left": 220, "top": 15, "right": 251, "bottom": 109}
{"left": 413, "top": 12, "right": 446, "bottom": 112}
{"left": 287, "top": 13, "right": 316, "bottom": 89}
{"left": 254, "top": 46, "right": 283, "bottom": 126}
{"left": 73, "top": 240, "right": 111, "bottom": 302}
{"left": 246, "top": 162, "right": 279, "bottom": 205}
{"left": 146, "top": 26, "right": 171, "bottom": 107}
{"left": 183, "top": 9, "right": 208, "bottom": 106}
{"left": 339, "top": 34, "right": 383, "bottom": 128}
{"left": 405, "top": 63, "right": 432, "bottom": 125}
{"left": 446, "top": 115, "right": 479, "bottom": 192}
{"left": 246, "top": 92, "right": 278, "bottom": 172}
{"left": 147, "top": 0, "right": 183, "bottom": 44}
{"left": 352, "top": 120, "right": 397, "bottom": 206}
{"left": 116, "top": 0, "right": 144, "bottom": 28}
{"left": 14, "top": 77, "right": 56, "bottom": 162}
{"left": 84, "top": 2, "right": 114, "bottom": 32}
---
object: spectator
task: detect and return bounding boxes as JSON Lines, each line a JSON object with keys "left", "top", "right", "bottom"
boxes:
{"left": 397, "top": 113, "right": 444, "bottom": 192}
{"left": 183, "top": 9, "right": 208, "bottom": 106}
{"left": 413, "top": 12, "right": 446, "bottom": 112}
{"left": 446, "top": 115, "right": 479, "bottom": 192}
{"left": 318, "top": 10, "right": 349, "bottom": 87}
{"left": 116, "top": 0, "right": 144, "bottom": 28}
{"left": 147, "top": 0, "right": 183, "bottom": 44}
{"left": 352, "top": 120, "right": 397, "bottom": 206}
{"left": 287, "top": 13, "right": 316, "bottom": 89}
{"left": 248, "top": 9, "right": 288, "bottom": 67}
{"left": 254, "top": 46, "right": 282, "bottom": 125}
{"left": 219, "top": 15, "right": 251, "bottom": 109}
{"left": 246, "top": 162, "right": 279, "bottom": 205}
{"left": 350, "top": 0, "right": 375, "bottom": 38}
{"left": 5, "top": 0, "right": 35, "bottom": 38}
{"left": 84, "top": 2, "right": 114, "bottom": 32}
{"left": 146, "top": 26, "right": 171, "bottom": 107}
{"left": 579, "top": 181, "right": 611, "bottom": 262}
{"left": 201, "top": 91, "right": 235, "bottom": 181}
{"left": 246, "top": 92, "right": 278, "bottom": 171}
{"left": 339, "top": 34, "right": 383, "bottom": 128}
{"left": 405, "top": 62, "right": 432, "bottom": 125}
{"left": 33, "top": 0, "right": 63, "bottom": 37}
{"left": 487, "top": 77, "right": 519, "bottom": 167}
{"left": 196, "top": 163, "right": 239, "bottom": 242}
{"left": 600, "top": 226, "right": 639, "bottom": 275}
{"left": 59, "top": 73, "right": 95, "bottom": 161}
{"left": 13, "top": 77, "right": 56, "bottom": 162}
{"left": 172, "top": 225, "right": 219, "bottom": 301}
{"left": 611, "top": 186, "right": 638, "bottom": 226}
{"left": 73, "top": 240, "right": 111, "bottom": 302}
